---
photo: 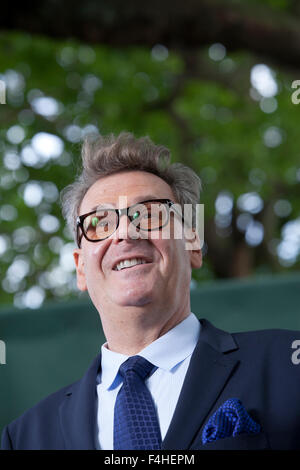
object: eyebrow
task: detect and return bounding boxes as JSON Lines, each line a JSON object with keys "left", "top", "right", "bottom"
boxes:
{"left": 89, "top": 195, "right": 161, "bottom": 212}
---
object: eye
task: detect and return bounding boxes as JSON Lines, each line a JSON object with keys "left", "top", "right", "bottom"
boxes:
{"left": 91, "top": 217, "right": 99, "bottom": 227}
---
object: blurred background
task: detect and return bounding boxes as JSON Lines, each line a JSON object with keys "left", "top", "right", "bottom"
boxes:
{"left": 0, "top": 0, "right": 299, "bottom": 309}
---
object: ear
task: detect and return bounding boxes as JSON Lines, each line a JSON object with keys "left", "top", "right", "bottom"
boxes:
{"left": 190, "top": 246, "right": 202, "bottom": 269}
{"left": 73, "top": 248, "right": 87, "bottom": 291}
{"left": 184, "top": 229, "right": 203, "bottom": 269}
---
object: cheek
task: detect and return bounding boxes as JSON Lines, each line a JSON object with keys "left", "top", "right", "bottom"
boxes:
{"left": 154, "top": 238, "right": 186, "bottom": 273}
{"left": 82, "top": 241, "right": 107, "bottom": 276}
{"left": 168, "top": 236, "right": 190, "bottom": 272}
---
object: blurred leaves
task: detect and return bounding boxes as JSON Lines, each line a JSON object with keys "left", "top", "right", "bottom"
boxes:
{"left": 0, "top": 30, "right": 299, "bottom": 309}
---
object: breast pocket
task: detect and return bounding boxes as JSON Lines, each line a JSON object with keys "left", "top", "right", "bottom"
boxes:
{"left": 190, "top": 432, "right": 270, "bottom": 450}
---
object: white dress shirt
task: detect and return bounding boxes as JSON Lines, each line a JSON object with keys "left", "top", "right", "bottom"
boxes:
{"left": 96, "top": 312, "right": 201, "bottom": 450}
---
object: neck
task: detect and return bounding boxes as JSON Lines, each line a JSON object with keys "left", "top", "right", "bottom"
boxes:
{"left": 99, "top": 303, "right": 191, "bottom": 355}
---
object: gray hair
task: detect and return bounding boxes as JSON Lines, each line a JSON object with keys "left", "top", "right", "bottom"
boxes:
{"left": 60, "top": 132, "right": 201, "bottom": 243}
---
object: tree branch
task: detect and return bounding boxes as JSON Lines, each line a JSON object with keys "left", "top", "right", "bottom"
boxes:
{"left": 2, "top": 0, "right": 300, "bottom": 68}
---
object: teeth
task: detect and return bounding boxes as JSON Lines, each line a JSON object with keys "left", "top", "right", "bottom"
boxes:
{"left": 115, "top": 258, "right": 147, "bottom": 271}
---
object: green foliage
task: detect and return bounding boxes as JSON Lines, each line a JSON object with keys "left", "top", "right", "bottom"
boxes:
{"left": 0, "top": 31, "right": 299, "bottom": 309}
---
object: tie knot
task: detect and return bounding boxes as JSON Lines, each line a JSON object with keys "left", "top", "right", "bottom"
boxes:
{"left": 119, "top": 355, "right": 156, "bottom": 380}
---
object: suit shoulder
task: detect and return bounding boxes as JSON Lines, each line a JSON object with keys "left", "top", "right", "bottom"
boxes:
{"left": 233, "top": 326, "right": 300, "bottom": 340}
{"left": 2, "top": 350, "right": 101, "bottom": 449}
{"left": 231, "top": 327, "right": 300, "bottom": 354}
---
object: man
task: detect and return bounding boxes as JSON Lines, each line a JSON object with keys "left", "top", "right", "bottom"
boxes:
{"left": 1, "top": 132, "right": 300, "bottom": 450}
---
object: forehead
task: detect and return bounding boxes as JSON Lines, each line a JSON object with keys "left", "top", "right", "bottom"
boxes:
{"left": 79, "top": 170, "right": 176, "bottom": 213}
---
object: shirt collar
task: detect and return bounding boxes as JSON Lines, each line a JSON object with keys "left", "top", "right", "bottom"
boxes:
{"left": 98, "top": 313, "right": 201, "bottom": 390}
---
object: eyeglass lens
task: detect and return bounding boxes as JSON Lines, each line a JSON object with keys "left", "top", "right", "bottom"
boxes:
{"left": 82, "top": 201, "right": 169, "bottom": 241}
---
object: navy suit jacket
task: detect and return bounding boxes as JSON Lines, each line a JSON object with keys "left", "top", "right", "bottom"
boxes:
{"left": 2, "top": 318, "right": 300, "bottom": 450}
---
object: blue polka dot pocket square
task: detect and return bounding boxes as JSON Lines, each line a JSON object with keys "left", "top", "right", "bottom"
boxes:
{"left": 202, "top": 398, "right": 261, "bottom": 445}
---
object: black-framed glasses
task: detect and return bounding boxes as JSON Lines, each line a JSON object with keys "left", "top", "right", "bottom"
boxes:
{"left": 76, "top": 199, "right": 184, "bottom": 248}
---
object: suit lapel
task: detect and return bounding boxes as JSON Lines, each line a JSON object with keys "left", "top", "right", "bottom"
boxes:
{"left": 162, "top": 319, "right": 239, "bottom": 450}
{"left": 59, "top": 352, "right": 102, "bottom": 450}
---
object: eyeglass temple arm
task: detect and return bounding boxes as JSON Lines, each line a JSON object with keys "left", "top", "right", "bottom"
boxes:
{"left": 76, "top": 216, "right": 83, "bottom": 248}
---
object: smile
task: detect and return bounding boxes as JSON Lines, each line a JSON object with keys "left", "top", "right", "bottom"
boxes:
{"left": 113, "top": 258, "right": 150, "bottom": 271}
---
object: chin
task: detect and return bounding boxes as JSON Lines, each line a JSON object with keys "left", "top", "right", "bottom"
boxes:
{"left": 114, "top": 289, "right": 154, "bottom": 307}
{"left": 118, "top": 297, "right": 153, "bottom": 308}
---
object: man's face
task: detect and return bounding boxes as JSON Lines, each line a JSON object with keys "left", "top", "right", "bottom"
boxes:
{"left": 73, "top": 170, "right": 202, "bottom": 318}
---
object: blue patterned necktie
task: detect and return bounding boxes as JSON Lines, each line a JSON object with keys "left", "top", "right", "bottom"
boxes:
{"left": 113, "top": 355, "right": 162, "bottom": 450}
